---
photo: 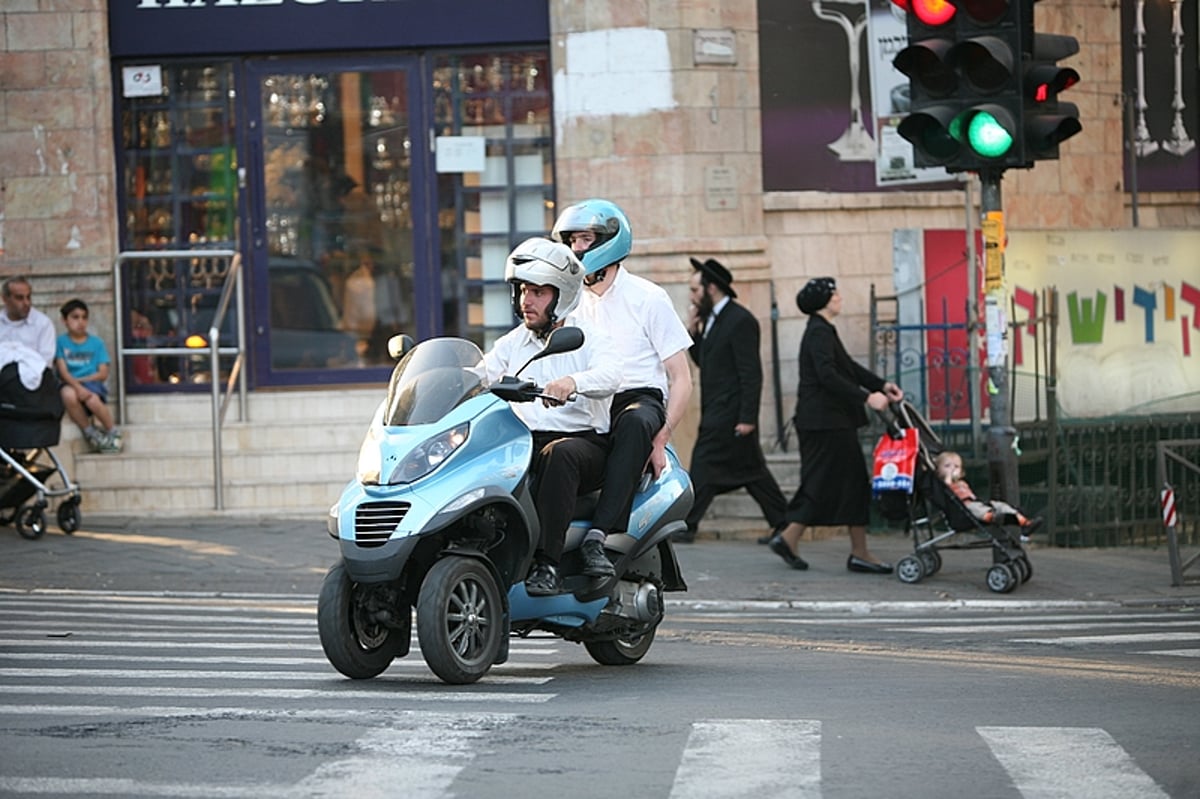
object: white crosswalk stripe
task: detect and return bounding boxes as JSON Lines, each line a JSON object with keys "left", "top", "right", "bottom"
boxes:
{"left": 669, "top": 719, "right": 821, "bottom": 799}
{"left": 979, "top": 727, "right": 1170, "bottom": 798}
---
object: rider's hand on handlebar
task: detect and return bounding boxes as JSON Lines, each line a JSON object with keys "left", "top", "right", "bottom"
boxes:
{"left": 541, "top": 375, "right": 577, "bottom": 407}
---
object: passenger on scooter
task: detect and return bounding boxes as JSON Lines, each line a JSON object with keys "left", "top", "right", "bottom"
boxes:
{"left": 479, "top": 238, "right": 622, "bottom": 596}
{"left": 551, "top": 200, "right": 693, "bottom": 574}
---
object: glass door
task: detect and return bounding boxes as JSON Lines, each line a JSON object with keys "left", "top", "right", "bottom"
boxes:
{"left": 244, "top": 58, "right": 431, "bottom": 385}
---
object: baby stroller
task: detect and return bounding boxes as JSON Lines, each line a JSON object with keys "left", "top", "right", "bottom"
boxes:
{"left": 874, "top": 401, "right": 1032, "bottom": 594}
{"left": 0, "top": 360, "right": 83, "bottom": 539}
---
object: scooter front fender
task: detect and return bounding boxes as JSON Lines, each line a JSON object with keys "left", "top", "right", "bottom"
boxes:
{"left": 340, "top": 534, "right": 420, "bottom": 584}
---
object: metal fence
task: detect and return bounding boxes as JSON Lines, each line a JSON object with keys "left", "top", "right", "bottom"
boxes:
{"left": 869, "top": 285, "right": 1199, "bottom": 548}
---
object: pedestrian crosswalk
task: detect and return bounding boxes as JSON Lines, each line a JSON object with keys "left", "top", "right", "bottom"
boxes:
{"left": 670, "top": 605, "right": 1200, "bottom": 660}
{"left": 0, "top": 590, "right": 1184, "bottom": 797}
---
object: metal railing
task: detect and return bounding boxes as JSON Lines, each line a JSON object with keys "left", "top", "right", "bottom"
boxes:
{"left": 113, "top": 249, "right": 248, "bottom": 510}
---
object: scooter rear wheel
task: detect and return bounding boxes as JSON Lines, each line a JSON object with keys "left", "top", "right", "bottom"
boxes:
{"left": 585, "top": 623, "right": 657, "bottom": 666}
{"left": 416, "top": 556, "right": 504, "bottom": 685}
{"left": 317, "top": 562, "right": 406, "bottom": 679}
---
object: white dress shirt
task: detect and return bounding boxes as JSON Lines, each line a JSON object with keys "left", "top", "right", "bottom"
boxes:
{"left": 0, "top": 307, "right": 56, "bottom": 367}
{"left": 481, "top": 314, "right": 620, "bottom": 434}
{"left": 577, "top": 267, "right": 692, "bottom": 398}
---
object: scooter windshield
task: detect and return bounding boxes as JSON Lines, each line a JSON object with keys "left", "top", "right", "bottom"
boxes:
{"left": 383, "top": 338, "right": 487, "bottom": 426}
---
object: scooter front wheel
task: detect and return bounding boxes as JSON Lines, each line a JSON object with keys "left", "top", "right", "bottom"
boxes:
{"left": 585, "top": 623, "right": 657, "bottom": 666}
{"left": 317, "top": 562, "right": 406, "bottom": 679}
{"left": 416, "top": 556, "right": 504, "bottom": 685}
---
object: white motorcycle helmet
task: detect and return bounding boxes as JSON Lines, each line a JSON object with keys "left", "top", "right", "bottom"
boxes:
{"left": 505, "top": 237, "right": 585, "bottom": 334}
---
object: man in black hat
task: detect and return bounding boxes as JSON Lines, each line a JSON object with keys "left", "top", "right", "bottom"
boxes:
{"left": 677, "top": 257, "right": 787, "bottom": 543}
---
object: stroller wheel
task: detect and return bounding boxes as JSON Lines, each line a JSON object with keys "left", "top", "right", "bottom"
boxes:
{"left": 896, "top": 555, "right": 926, "bottom": 584}
{"left": 919, "top": 549, "right": 942, "bottom": 576}
{"left": 986, "top": 563, "right": 1017, "bottom": 594}
{"left": 57, "top": 499, "right": 82, "bottom": 535}
{"left": 1011, "top": 555, "right": 1032, "bottom": 585}
{"left": 16, "top": 505, "right": 46, "bottom": 540}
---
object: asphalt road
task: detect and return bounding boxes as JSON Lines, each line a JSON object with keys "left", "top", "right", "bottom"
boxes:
{"left": 2, "top": 514, "right": 1198, "bottom": 797}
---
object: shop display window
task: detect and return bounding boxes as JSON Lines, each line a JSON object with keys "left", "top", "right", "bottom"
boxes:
{"left": 433, "top": 50, "right": 554, "bottom": 349}
{"left": 116, "top": 62, "right": 239, "bottom": 388}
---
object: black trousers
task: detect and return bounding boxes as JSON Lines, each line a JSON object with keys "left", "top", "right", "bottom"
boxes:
{"left": 685, "top": 473, "right": 787, "bottom": 534}
{"left": 592, "top": 388, "right": 666, "bottom": 534}
{"left": 530, "top": 430, "right": 608, "bottom": 564}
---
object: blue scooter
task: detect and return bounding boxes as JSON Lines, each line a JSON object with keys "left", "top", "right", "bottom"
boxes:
{"left": 317, "top": 326, "right": 692, "bottom": 684}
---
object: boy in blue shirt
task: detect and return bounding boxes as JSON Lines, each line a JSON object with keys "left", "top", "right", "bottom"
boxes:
{"left": 55, "top": 299, "right": 122, "bottom": 453}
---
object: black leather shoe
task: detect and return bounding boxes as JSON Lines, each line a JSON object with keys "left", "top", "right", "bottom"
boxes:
{"left": 768, "top": 534, "right": 809, "bottom": 570}
{"left": 580, "top": 539, "right": 616, "bottom": 577}
{"left": 847, "top": 555, "right": 893, "bottom": 574}
{"left": 524, "top": 563, "right": 562, "bottom": 595}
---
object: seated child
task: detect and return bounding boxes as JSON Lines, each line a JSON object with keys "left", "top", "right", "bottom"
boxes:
{"left": 933, "top": 450, "right": 1042, "bottom": 538}
{"left": 55, "top": 299, "right": 123, "bottom": 453}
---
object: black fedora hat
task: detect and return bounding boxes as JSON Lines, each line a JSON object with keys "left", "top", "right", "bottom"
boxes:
{"left": 689, "top": 257, "right": 738, "bottom": 299}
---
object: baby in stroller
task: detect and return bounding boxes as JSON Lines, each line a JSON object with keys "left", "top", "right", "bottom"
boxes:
{"left": 933, "top": 451, "right": 1043, "bottom": 540}
{"left": 879, "top": 402, "right": 1035, "bottom": 593}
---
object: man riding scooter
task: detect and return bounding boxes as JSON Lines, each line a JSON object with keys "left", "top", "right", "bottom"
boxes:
{"left": 479, "top": 237, "right": 621, "bottom": 595}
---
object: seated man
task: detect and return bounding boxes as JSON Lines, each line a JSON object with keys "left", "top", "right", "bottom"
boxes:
{"left": 551, "top": 199, "right": 693, "bottom": 572}
{"left": 480, "top": 237, "right": 620, "bottom": 595}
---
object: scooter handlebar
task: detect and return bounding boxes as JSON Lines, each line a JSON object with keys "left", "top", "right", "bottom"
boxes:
{"left": 489, "top": 376, "right": 577, "bottom": 405}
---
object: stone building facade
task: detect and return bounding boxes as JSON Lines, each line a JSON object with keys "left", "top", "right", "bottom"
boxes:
{"left": 1, "top": 0, "right": 1196, "bottom": 454}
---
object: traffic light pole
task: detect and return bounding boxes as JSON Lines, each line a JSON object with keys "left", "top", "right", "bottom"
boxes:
{"left": 979, "top": 168, "right": 1020, "bottom": 505}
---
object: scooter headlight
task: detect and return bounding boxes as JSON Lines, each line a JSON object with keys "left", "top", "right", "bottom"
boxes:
{"left": 386, "top": 423, "right": 469, "bottom": 485}
{"left": 356, "top": 432, "right": 383, "bottom": 485}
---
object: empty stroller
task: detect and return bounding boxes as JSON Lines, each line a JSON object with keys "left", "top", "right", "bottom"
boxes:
{"left": 0, "top": 359, "right": 83, "bottom": 539}
{"left": 874, "top": 401, "right": 1032, "bottom": 594}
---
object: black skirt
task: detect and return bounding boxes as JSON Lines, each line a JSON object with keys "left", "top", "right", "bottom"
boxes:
{"left": 784, "top": 427, "right": 870, "bottom": 526}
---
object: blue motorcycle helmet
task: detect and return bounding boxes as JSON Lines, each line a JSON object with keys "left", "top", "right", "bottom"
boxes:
{"left": 550, "top": 199, "right": 632, "bottom": 284}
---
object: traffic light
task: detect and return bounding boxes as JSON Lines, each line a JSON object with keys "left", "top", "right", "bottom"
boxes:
{"left": 893, "top": 0, "right": 1028, "bottom": 172}
{"left": 1021, "top": 32, "right": 1082, "bottom": 161}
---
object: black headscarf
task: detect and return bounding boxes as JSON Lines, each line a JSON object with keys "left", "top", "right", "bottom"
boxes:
{"left": 796, "top": 277, "right": 836, "bottom": 315}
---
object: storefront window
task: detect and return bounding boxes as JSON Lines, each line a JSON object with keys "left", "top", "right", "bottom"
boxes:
{"left": 257, "top": 68, "right": 416, "bottom": 369}
{"left": 117, "top": 62, "right": 238, "bottom": 387}
{"left": 433, "top": 50, "right": 554, "bottom": 348}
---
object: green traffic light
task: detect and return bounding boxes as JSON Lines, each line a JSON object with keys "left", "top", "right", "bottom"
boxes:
{"left": 967, "top": 110, "right": 1013, "bottom": 157}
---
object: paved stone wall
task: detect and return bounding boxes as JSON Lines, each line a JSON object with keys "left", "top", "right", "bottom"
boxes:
{"left": 1, "top": 0, "right": 117, "bottom": 335}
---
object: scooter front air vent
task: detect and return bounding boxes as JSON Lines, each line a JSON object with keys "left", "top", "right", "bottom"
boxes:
{"left": 354, "top": 501, "right": 411, "bottom": 546}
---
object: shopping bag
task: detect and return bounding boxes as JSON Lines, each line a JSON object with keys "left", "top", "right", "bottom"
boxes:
{"left": 871, "top": 427, "right": 919, "bottom": 494}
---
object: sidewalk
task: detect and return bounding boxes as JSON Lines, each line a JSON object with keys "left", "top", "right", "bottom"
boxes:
{"left": 2, "top": 512, "right": 1198, "bottom": 609}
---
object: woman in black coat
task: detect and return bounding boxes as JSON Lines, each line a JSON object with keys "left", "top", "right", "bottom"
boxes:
{"left": 768, "top": 277, "right": 904, "bottom": 573}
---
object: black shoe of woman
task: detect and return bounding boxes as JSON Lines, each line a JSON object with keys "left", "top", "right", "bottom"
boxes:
{"left": 768, "top": 534, "right": 809, "bottom": 570}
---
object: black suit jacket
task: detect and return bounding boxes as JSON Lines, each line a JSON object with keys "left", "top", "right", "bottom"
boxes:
{"left": 793, "top": 313, "right": 885, "bottom": 431}
{"left": 688, "top": 300, "right": 770, "bottom": 480}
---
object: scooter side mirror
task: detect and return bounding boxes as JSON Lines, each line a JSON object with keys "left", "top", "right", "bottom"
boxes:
{"left": 515, "top": 326, "right": 584, "bottom": 376}
{"left": 387, "top": 334, "right": 416, "bottom": 360}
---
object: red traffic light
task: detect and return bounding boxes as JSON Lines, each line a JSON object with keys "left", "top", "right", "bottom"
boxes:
{"left": 909, "top": 0, "right": 956, "bottom": 26}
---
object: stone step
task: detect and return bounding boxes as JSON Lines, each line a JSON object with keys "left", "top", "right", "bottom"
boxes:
{"left": 78, "top": 475, "right": 347, "bottom": 516}
{"left": 71, "top": 446, "right": 358, "bottom": 485}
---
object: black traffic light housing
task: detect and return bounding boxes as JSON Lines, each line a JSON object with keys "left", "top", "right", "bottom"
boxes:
{"left": 893, "top": 0, "right": 1081, "bottom": 172}
{"left": 1022, "top": 32, "right": 1082, "bottom": 160}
